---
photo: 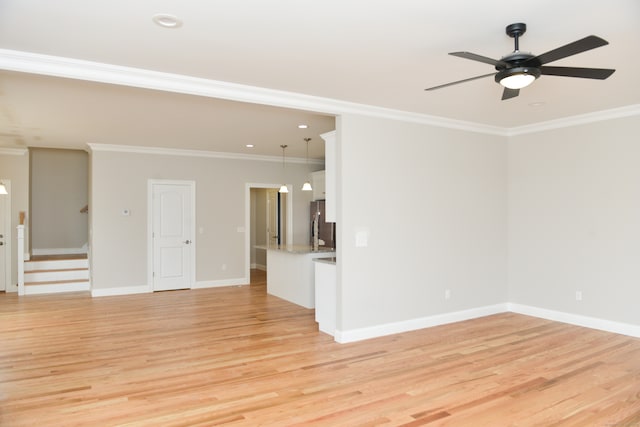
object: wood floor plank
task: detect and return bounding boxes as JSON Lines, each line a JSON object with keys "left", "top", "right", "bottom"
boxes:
{"left": 1, "top": 271, "right": 640, "bottom": 426}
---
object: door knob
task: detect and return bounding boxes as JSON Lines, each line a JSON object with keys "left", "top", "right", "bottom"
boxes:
{"left": 183, "top": 240, "right": 191, "bottom": 244}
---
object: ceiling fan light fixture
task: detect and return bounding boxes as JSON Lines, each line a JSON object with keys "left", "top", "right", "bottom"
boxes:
{"left": 152, "top": 13, "right": 182, "bottom": 28}
{"left": 496, "top": 67, "right": 540, "bottom": 89}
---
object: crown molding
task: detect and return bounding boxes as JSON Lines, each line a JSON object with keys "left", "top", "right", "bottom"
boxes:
{"left": 506, "top": 104, "right": 640, "bottom": 136}
{"left": 0, "top": 49, "right": 505, "bottom": 136}
{"left": 86, "top": 143, "right": 323, "bottom": 165}
{"left": 0, "top": 147, "right": 28, "bottom": 156}
{"left": 1, "top": 49, "right": 638, "bottom": 138}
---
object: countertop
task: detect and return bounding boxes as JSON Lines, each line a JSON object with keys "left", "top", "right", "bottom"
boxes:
{"left": 255, "top": 244, "right": 336, "bottom": 255}
{"left": 313, "top": 257, "right": 337, "bottom": 265}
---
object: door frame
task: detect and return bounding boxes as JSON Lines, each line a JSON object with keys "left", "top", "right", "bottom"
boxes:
{"left": 0, "top": 179, "right": 11, "bottom": 292}
{"left": 244, "top": 183, "right": 292, "bottom": 283}
{"left": 147, "top": 179, "right": 196, "bottom": 291}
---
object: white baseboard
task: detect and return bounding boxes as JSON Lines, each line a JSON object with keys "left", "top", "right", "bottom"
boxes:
{"left": 508, "top": 303, "right": 640, "bottom": 338}
{"left": 334, "top": 303, "right": 509, "bottom": 344}
{"left": 90, "top": 279, "right": 248, "bottom": 297}
{"left": 251, "top": 264, "right": 267, "bottom": 271}
{"left": 194, "top": 278, "right": 248, "bottom": 289}
{"left": 32, "top": 247, "right": 88, "bottom": 256}
{"left": 334, "top": 302, "right": 640, "bottom": 344}
{"left": 92, "top": 285, "right": 150, "bottom": 297}
{"left": 25, "top": 282, "right": 91, "bottom": 295}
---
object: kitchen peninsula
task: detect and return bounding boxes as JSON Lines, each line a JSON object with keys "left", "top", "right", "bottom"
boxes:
{"left": 261, "top": 245, "right": 336, "bottom": 309}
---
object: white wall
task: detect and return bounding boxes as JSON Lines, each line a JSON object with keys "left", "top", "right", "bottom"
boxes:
{"left": 508, "top": 115, "right": 640, "bottom": 325}
{"left": 90, "top": 149, "right": 317, "bottom": 290}
{"left": 337, "top": 114, "right": 508, "bottom": 335}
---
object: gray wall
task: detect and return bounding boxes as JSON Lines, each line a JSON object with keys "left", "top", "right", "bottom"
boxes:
{"left": 30, "top": 148, "right": 88, "bottom": 252}
{"left": 334, "top": 112, "right": 640, "bottom": 338}
{"left": 337, "top": 114, "right": 509, "bottom": 332}
{"left": 508, "top": 115, "right": 640, "bottom": 325}
{"left": 90, "top": 149, "right": 318, "bottom": 290}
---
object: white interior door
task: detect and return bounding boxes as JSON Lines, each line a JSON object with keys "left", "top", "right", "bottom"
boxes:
{"left": 151, "top": 182, "right": 195, "bottom": 291}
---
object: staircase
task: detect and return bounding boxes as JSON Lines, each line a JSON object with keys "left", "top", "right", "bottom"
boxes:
{"left": 23, "top": 255, "right": 90, "bottom": 295}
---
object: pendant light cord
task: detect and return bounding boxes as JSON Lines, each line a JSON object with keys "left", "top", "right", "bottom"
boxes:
{"left": 304, "top": 137, "right": 311, "bottom": 166}
{"left": 280, "top": 144, "right": 287, "bottom": 169}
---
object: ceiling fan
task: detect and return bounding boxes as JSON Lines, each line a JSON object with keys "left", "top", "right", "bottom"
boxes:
{"left": 425, "top": 23, "right": 615, "bottom": 100}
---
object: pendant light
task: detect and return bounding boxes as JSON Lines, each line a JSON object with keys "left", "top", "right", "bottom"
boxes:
{"left": 0, "top": 182, "right": 7, "bottom": 195}
{"left": 279, "top": 145, "right": 289, "bottom": 193}
{"left": 301, "top": 137, "right": 313, "bottom": 191}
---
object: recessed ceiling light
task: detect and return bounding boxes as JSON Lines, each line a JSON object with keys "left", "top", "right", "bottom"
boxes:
{"left": 245, "top": 144, "right": 255, "bottom": 148}
{"left": 152, "top": 13, "right": 182, "bottom": 29}
{"left": 297, "top": 124, "right": 308, "bottom": 129}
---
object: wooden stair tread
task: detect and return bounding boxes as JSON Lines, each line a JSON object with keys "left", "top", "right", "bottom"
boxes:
{"left": 29, "top": 254, "right": 88, "bottom": 261}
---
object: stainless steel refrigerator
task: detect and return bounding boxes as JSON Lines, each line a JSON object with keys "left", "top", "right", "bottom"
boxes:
{"left": 310, "top": 200, "right": 336, "bottom": 250}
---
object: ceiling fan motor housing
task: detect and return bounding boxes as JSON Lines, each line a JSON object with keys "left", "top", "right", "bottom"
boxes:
{"left": 495, "top": 52, "right": 542, "bottom": 85}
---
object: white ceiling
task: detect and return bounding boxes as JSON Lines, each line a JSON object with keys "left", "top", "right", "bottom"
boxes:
{"left": 0, "top": 0, "right": 638, "bottom": 158}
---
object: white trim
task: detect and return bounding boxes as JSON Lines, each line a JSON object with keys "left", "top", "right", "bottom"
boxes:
{"left": 0, "top": 51, "right": 639, "bottom": 137}
{"left": 334, "top": 304, "right": 509, "bottom": 344}
{"left": 508, "top": 303, "right": 640, "bottom": 338}
{"left": 25, "top": 282, "right": 90, "bottom": 295}
{"left": 251, "top": 263, "right": 267, "bottom": 271}
{"left": 92, "top": 285, "right": 150, "bottom": 297}
{"left": 86, "top": 143, "right": 324, "bottom": 165}
{"left": 0, "top": 147, "right": 27, "bottom": 156}
{"left": 147, "top": 180, "right": 196, "bottom": 292}
{"left": 0, "top": 49, "right": 504, "bottom": 136}
{"left": 17, "top": 226, "right": 24, "bottom": 295}
{"left": 31, "top": 247, "right": 88, "bottom": 256}
{"left": 506, "top": 104, "right": 640, "bottom": 136}
{"left": 194, "top": 278, "right": 248, "bottom": 289}
{"left": 334, "top": 302, "right": 640, "bottom": 344}
{"left": 244, "top": 183, "right": 293, "bottom": 285}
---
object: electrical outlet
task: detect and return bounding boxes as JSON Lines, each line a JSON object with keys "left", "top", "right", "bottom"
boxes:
{"left": 575, "top": 291, "right": 582, "bottom": 301}
{"left": 445, "top": 289, "right": 451, "bottom": 300}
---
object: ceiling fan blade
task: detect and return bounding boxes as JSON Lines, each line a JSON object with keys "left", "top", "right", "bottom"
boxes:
{"left": 449, "top": 52, "right": 506, "bottom": 67}
{"left": 425, "top": 72, "right": 495, "bottom": 91}
{"left": 531, "top": 35, "right": 609, "bottom": 65}
{"left": 540, "top": 66, "right": 615, "bottom": 79}
{"left": 501, "top": 87, "right": 519, "bottom": 100}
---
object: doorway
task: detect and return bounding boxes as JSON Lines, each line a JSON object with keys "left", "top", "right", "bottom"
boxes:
{"left": 245, "top": 183, "right": 292, "bottom": 283}
{"left": 0, "top": 179, "right": 11, "bottom": 292}
{"left": 267, "top": 188, "right": 287, "bottom": 246}
{"left": 148, "top": 180, "right": 196, "bottom": 291}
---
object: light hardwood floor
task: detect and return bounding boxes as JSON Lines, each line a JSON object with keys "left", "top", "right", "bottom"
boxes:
{"left": 1, "top": 270, "right": 639, "bottom": 426}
